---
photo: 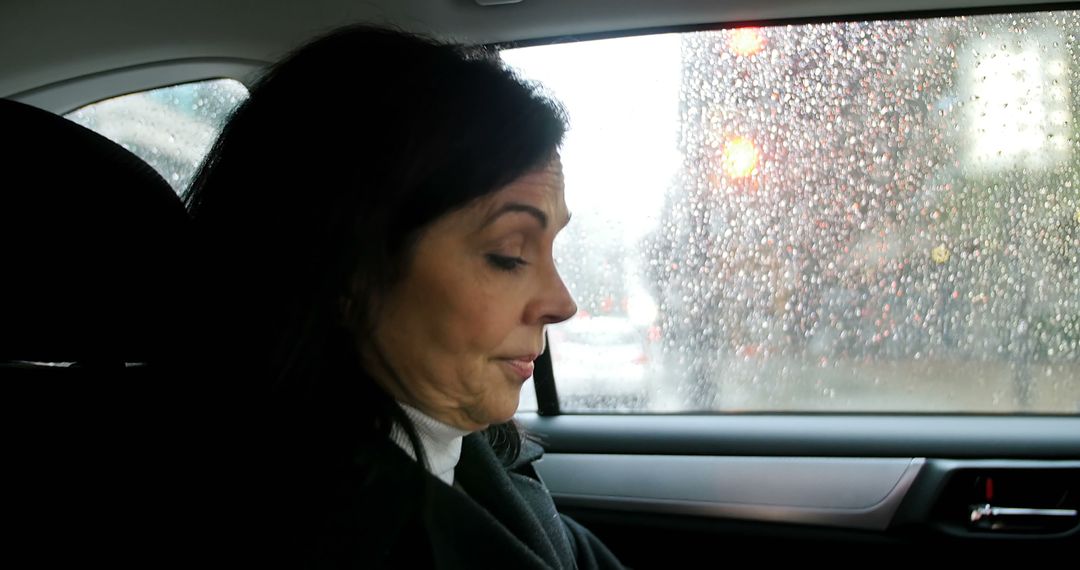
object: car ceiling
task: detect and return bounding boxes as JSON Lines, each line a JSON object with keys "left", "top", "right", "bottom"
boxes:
{"left": 0, "top": 0, "right": 1065, "bottom": 101}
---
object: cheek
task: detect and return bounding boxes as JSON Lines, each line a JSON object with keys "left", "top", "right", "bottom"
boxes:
{"left": 399, "top": 240, "right": 526, "bottom": 369}
{"left": 440, "top": 285, "right": 516, "bottom": 357}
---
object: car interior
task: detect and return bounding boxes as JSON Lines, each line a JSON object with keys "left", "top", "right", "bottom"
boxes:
{"left": 3, "top": 0, "right": 1079, "bottom": 564}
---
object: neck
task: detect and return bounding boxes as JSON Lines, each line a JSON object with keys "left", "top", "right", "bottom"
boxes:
{"left": 389, "top": 401, "right": 472, "bottom": 485}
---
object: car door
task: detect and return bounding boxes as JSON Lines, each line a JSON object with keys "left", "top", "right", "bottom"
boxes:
{"left": 504, "top": 5, "right": 1080, "bottom": 563}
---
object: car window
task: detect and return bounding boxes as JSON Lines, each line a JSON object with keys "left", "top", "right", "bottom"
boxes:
{"left": 64, "top": 78, "right": 249, "bottom": 196}
{"left": 503, "top": 9, "right": 1080, "bottom": 414}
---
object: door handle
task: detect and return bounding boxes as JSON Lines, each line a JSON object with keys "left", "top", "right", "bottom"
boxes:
{"left": 969, "top": 503, "right": 1079, "bottom": 532}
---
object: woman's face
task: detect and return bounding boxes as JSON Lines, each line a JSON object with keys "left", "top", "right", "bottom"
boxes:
{"left": 363, "top": 157, "right": 577, "bottom": 431}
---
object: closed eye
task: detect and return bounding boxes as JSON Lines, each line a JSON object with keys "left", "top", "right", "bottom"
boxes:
{"left": 486, "top": 254, "right": 529, "bottom": 272}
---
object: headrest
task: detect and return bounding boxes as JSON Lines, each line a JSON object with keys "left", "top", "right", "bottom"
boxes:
{"left": 0, "top": 98, "right": 193, "bottom": 364}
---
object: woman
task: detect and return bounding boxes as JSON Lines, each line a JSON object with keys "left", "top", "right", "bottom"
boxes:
{"left": 184, "top": 25, "right": 623, "bottom": 569}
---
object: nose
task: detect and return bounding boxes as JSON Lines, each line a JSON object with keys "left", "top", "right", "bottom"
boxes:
{"left": 525, "top": 261, "right": 577, "bottom": 326}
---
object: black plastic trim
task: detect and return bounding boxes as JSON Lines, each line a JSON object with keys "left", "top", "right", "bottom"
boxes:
{"left": 894, "top": 459, "right": 1080, "bottom": 539}
{"left": 533, "top": 331, "right": 561, "bottom": 416}
{"left": 517, "top": 413, "right": 1080, "bottom": 458}
{"left": 494, "top": 2, "right": 1079, "bottom": 49}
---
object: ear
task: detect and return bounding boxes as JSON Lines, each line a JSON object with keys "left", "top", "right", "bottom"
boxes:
{"left": 338, "top": 295, "right": 355, "bottom": 327}
{"left": 339, "top": 272, "right": 368, "bottom": 328}
{"left": 339, "top": 278, "right": 383, "bottom": 333}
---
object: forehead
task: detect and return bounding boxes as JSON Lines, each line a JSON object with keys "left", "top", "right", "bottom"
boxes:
{"left": 475, "top": 159, "right": 568, "bottom": 224}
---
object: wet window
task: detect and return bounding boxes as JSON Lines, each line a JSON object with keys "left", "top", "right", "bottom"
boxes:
{"left": 503, "top": 9, "right": 1080, "bottom": 414}
{"left": 65, "top": 78, "right": 249, "bottom": 196}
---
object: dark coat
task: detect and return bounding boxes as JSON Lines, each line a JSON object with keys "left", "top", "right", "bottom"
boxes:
{"left": 303, "top": 433, "right": 625, "bottom": 569}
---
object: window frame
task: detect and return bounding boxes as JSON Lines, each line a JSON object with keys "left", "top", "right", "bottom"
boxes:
{"left": 8, "top": 58, "right": 263, "bottom": 115}
{"left": 503, "top": 4, "right": 1080, "bottom": 418}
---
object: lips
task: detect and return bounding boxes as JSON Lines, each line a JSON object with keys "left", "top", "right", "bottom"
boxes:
{"left": 498, "top": 353, "right": 538, "bottom": 380}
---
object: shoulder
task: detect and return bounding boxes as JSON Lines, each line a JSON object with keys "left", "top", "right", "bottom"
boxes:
{"left": 308, "top": 438, "right": 440, "bottom": 567}
{"left": 461, "top": 429, "right": 546, "bottom": 471}
{"left": 507, "top": 436, "right": 546, "bottom": 471}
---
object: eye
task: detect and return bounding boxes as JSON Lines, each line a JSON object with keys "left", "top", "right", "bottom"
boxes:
{"left": 486, "top": 253, "right": 529, "bottom": 272}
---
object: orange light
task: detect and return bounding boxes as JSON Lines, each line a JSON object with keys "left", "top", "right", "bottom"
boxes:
{"left": 722, "top": 137, "right": 760, "bottom": 178}
{"left": 729, "top": 28, "right": 765, "bottom": 56}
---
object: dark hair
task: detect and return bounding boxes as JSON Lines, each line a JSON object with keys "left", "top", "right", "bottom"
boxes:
{"left": 184, "top": 25, "right": 564, "bottom": 503}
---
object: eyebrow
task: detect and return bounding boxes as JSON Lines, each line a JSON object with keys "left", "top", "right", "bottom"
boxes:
{"left": 481, "top": 203, "right": 571, "bottom": 230}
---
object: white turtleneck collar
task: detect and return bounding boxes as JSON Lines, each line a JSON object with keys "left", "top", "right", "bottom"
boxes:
{"left": 389, "top": 402, "right": 472, "bottom": 486}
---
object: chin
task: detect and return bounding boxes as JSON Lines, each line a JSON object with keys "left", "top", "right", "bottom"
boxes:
{"left": 485, "top": 396, "right": 522, "bottom": 425}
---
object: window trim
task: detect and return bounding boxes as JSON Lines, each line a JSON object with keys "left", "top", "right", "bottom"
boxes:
{"left": 518, "top": 413, "right": 1080, "bottom": 457}
{"left": 493, "top": 2, "right": 1077, "bottom": 50}
{"left": 7, "top": 58, "right": 265, "bottom": 115}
